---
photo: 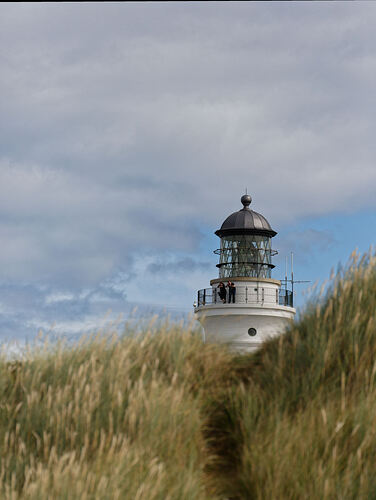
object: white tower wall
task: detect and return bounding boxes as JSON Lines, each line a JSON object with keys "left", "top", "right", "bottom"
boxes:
{"left": 195, "top": 278, "right": 295, "bottom": 353}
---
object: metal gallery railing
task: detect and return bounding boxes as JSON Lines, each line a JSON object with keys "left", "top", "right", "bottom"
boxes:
{"left": 196, "top": 286, "right": 293, "bottom": 307}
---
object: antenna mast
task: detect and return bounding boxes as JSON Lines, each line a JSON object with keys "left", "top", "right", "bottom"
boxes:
{"left": 285, "top": 256, "right": 288, "bottom": 289}
{"left": 281, "top": 252, "right": 310, "bottom": 304}
{"left": 291, "top": 252, "right": 294, "bottom": 298}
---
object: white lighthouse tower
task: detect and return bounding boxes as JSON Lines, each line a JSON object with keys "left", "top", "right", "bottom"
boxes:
{"left": 194, "top": 194, "right": 296, "bottom": 353}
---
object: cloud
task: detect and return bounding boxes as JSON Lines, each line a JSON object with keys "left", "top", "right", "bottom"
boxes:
{"left": 0, "top": 269, "right": 190, "bottom": 343}
{"left": 0, "top": 2, "right": 375, "bottom": 338}
{"left": 147, "top": 258, "right": 211, "bottom": 275}
{"left": 275, "top": 228, "right": 336, "bottom": 267}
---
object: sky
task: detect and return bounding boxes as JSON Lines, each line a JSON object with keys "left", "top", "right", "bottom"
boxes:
{"left": 1, "top": 2, "right": 376, "bottom": 342}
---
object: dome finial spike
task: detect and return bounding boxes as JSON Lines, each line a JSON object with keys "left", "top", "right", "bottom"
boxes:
{"left": 241, "top": 193, "right": 252, "bottom": 208}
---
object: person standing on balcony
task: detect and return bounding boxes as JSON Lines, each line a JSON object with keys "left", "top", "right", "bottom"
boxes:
{"left": 227, "top": 281, "right": 236, "bottom": 303}
{"left": 217, "top": 282, "right": 227, "bottom": 303}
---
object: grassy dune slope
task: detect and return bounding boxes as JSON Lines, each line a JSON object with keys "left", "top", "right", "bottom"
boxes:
{"left": 207, "top": 250, "right": 376, "bottom": 499}
{"left": 1, "top": 250, "right": 376, "bottom": 499}
{"left": 0, "top": 327, "right": 234, "bottom": 499}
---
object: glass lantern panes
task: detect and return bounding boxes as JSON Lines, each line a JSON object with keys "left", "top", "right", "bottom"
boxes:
{"left": 215, "top": 235, "right": 276, "bottom": 279}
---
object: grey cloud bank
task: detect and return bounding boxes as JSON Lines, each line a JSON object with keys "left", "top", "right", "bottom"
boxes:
{"left": 0, "top": 2, "right": 375, "bottom": 338}
{"left": 147, "top": 258, "right": 210, "bottom": 275}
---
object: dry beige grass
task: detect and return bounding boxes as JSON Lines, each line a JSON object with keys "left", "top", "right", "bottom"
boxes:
{"left": 0, "top": 326, "right": 234, "bottom": 499}
{"left": 1, "top": 249, "right": 376, "bottom": 499}
{"left": 206, "top": 249, "right": 376, "bottom": 499}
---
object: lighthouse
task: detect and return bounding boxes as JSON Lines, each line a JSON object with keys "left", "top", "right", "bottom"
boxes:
{"left": 194, "top": 194, "right": 296, "bottom": 353}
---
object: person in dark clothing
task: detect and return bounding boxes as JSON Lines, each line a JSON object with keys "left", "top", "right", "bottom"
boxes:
{"left": 217, "top": 282, "right": 227, "bottom": 303}
{"left": 227, "top": 281, "right": 236, "bottom": 303}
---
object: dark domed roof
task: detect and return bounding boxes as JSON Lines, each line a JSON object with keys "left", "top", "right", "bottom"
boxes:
{"left": 215, "top": 195, "right": 277, "bottom": 238}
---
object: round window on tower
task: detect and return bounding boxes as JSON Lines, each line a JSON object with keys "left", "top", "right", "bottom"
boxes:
{"left": 248, "top": 328, "right": 257, "bottom": 337}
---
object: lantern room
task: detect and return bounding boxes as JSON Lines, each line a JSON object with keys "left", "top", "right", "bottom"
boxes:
{"left": 214, "top": 194, "right": 277, "bottom": 279}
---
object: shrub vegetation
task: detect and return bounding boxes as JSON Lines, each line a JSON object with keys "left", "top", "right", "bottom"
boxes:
{"left": 1, "top": 249, "right": 376, "bottom": 499}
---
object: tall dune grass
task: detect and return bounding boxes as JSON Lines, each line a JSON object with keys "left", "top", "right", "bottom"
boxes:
{"left": 0, "top": 326, "right": 234, "bottom": 499}
{"left": 204, "top": 249, "right": 376, "bottom": 499}
{"left": 1, "top": 249, "right": 376, "bottom": 498}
